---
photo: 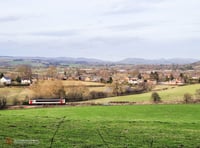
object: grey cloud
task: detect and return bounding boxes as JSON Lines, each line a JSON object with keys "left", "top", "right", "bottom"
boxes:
{"left": 105, "top": 8, "right": 143, "bottom": 15}
{"left": 0, "top": 0, "right": 199, "bottom": 60}
{"left": 104, "top": 6, "right": 144, "bottom": 16}
{"left": 0, "top": 16, "right": 21, "bottom": 23}
{"left": 107, "top": 22, "right": 153, "bottom": 31}
{"left": 31, "top": 30, "right": 79, "bottom": 37}
{"left": 104, "top": 0, "right": 165, "bottom": 15}
{"left": 88, "top": 36, "right": 142, "bottom": 45}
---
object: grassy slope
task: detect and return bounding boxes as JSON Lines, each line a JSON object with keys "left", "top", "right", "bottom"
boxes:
{"left": 1, "top": 83, "right": 200, "bottom": 105}
{"left": 0, "top": 87, "right": 32, "bottom": 104}
{"left": 62, "top": 80, "right": 106, "bottom": 92}
{"left": 0, "top": 105, "right": 200, "bottom": 147}
{"left": 87, "top": 84, "right": 200, "bottom": 104}
{"left": 62, "top": 80, "right": 105, "bottom": 86}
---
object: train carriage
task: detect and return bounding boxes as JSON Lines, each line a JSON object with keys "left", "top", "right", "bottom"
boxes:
{"left": 29, "top": 98, "right": 65, "bottom": 105}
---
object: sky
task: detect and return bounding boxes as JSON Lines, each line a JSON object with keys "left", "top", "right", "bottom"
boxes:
{"left": 0, "top": 0, "right": 200, "bottom": 61}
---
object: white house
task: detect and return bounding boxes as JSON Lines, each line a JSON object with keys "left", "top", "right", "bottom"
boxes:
{"left": 21, "top": 79, "right": 31, "bottom": 84}
{"left": 128, "top": 78, "right": 143, "bottom": 85}
{"left": 128, "top": 79, "right": 138, "bottom": 85}
{"left": 0, "top": 77, "right": 11, "bottom": 85}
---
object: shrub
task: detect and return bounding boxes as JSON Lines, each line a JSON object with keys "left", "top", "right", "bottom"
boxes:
{"left": 22, "top": 99, "right": 29, "bottom": 105}
{"left": 65, "top": 85, "right": 90, "bottom": 102}
{"left": 16, "top": 76, "right": 21, "bottom": 83}
{"left": 22, "top": 96, "right": 29, "bottom": 105}
{"left": 151, "top": 92, "right": 161, "bottom": 103}
{"left": 12, "top": 97, "right": 20, "bottom": 105}
{"left": 195, "top": 89, "right": 200, "bottom": 99}
{"left": 0, "top": 96, "right": 7, "bottom": 109}
{"left": 139, "top": 82, "right": 154, "bottom": 92}
{"left": 90, "top": 91, "right": 107, "bottom": 99}
{"left": 183, "top": 93, "right": 193, "bottom": 104}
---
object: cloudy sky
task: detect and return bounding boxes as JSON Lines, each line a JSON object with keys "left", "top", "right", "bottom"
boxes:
{"left": 0, "top": 0, "right": 200, "bottom": 61}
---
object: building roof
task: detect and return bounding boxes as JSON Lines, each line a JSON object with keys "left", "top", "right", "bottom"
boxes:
{"left": 1, "top": 76, "right": 11, "bottom": 80}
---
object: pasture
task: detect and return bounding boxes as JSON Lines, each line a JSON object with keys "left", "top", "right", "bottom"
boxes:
{"left": 62, "top": 80, "right": 105, "bottom": 87}
{"left": 87, "top": 84, "right": 200, "bottom": 104}
{"left": 0, "top": 87, "right": 31, "bottom": 104}
{"left": 0, "top": 105, "right": 200, "bottom": 147}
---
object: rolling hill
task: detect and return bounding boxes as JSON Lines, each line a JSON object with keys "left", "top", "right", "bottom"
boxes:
{"left": 0, "top": 56, "right": 198, "bottom": 66}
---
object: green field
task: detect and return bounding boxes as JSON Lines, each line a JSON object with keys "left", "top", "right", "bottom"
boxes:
{"left": 87, "top": 84, "right": 200, "bottom": 104}
{"left": 0, "top": 104, "right": 200, "bottom": 147}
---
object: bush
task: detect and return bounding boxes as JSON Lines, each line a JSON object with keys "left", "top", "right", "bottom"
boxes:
{"left": 195, "top": 89, "right": 200, "bottom": 99}
{"left": 183, "top": 93, "right": 193, "bottom": 104}
{"left": 0, "top": 96, "right": 7, "bottom": 109}
{"left": 65, "top": 85, "right": 90, "bottom": 102}
{"left": 90, "top": 91, "right": 107, "bottom": 99}
{"left": 22, "top": 95, "right": 30, "bottom": 105}
{"left": 31, "top": 80, "right": 66, "bottom": 99}
{"left": 12, "top": 98, "right": 20, "bottom": 105}
{"left": 22, "top": 99, "right": 29, "bottom": 105}
{"left": 151, "top": 92, "right": 161, "bottom": 103}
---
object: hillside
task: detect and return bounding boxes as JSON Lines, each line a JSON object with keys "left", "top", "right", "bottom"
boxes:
{"left": 191, "top": 61, "right": 200, "bottom": 69}
{"left": 0, "top": 56, "right": 198, "bottom": 67}
{"left": 85, "top": 84, "right": 200, "bottom": 104}
{"left": 119, "top": 58, "right": 198, "bottom": 65}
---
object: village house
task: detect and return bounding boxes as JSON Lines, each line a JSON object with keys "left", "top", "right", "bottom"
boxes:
{"left": 20, "top": 76, "right": 32, "bottom": 85}
{"left": 91, "top": 76, "right": 101, "bottom": 82}
{"left": 21, "top": 79, "right": 31, "bottom": 85}
{"left": 128, "top": 78, "right": 138, "bottom": 85}
{"left": 128, "top": 77, "right": 144, "bottom": 85}
{"left": 0, "top": 76, "right": 11, "bottom": 85}
{"left": 84, "top": 77, "right": 91, "bottom": 82}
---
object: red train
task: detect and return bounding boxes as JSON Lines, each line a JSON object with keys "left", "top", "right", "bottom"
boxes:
{"left": 29, "top": 98, "right": 65, "bottom": 105}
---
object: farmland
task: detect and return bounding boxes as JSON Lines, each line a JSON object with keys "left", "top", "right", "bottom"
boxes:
{"left": 0, "top": 87, "right": 31, "bottom": 104}
{"left": 0, "top": 104, "right": 200, "bottom": 147}
{"left": 1, "top": 83, "right": 200, "bottom": 105}
{"left": 86, "top": 84, "right": 200, "bottom": 104}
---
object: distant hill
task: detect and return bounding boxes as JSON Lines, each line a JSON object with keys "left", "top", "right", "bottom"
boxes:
{"left": 0, "top": 56, "right": 198, "bottom": 66}
{"left": 191, "top": 61, "right": 200, "bottom": 65}
{"left": 191, "top": 61, "right": 200, "bottom": 69}
{"left": 118, "top": 58, "right": 199, "bottom": 65}
{"left": 0, "top": 56, "right": 110, "bottom": 67}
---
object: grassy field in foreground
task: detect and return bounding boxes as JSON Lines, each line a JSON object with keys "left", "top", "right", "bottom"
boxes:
{"left": 0, "top": 104, "right": 200, "bottom": 147}
{"left": 86, "top": 84, "right": 200, "bottom": 104}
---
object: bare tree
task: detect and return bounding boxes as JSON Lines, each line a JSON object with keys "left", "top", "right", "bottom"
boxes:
{"left": 110, "top": 73, "right": 128, "bottom": 96}
{"left": 46, "top": 66, "right": 57, "bottom": 79}
{"left": 31, "top": 80, "right": 65, "bottom": 99}
{"left": 65, "top": 84, "right": 90, "bottom": 101}
{"left": 16, "top": 65, "right": 32, "bottom": 79}
{"left": 129, "top": 69, "right": 140, "bottom": 77}
{"left": 111, "top": 80, "right": 121, "bottom": 96}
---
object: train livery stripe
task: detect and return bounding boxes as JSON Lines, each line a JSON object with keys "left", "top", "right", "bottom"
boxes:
{"left": 29, "top": 99, "right": 65, "bottom": 105}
